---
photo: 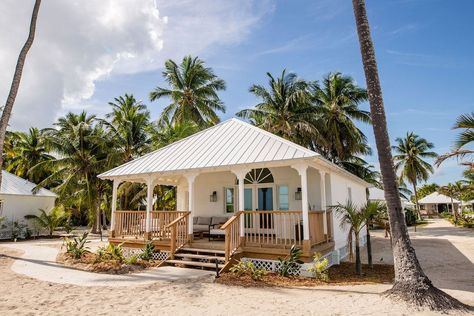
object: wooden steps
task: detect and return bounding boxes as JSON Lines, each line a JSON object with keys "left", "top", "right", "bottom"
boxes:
{"left": 165, "top": 247, "right": 226, "bottom": 271}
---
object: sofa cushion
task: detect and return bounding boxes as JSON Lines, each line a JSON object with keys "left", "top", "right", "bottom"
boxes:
{"left": 211, "top": 216, "right": 228, "bottom": 225}
{"left": 209, "top": 228, "right": 225, "bottom": 235}
{"left": 193, "top": 217, "right": 198, "bottom": 225}
{"left": 196, "top": 216, "right": 211, "bottom": 225}
{"left": 193, "top": 224, "right": 208, "bottom": 233}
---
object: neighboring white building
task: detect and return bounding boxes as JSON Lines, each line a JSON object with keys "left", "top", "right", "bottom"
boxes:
{"left": 99, "top": 118, "right": 370, "bottom": 264}
{"left": 0, "top": 170, "right": 57, "bottom": 238}
{"left": 368, "top": 187, "right": 415, "bottom": 210}
{"left": 418, "top": 192, "right": 460, "bottom": 215}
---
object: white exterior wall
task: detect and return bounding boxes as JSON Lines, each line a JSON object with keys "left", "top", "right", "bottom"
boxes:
{"left": 0, "top": 194, "right": 56, "bottom": 224}
{"left": 329, "top": 172, "right": 368, "bottom": 249}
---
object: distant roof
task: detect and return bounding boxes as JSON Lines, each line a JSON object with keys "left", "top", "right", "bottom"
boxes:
{"left": 418, "top": 192, "right": 460, "bottom": 204}
{"left": 100, "top": 118, "right": 320, "bottom": 178}
{"left": 368, "top": 187, "right": 385, "bottom": 200}
{"left": 0, "top": 170, "right": 57, "bottom": 198}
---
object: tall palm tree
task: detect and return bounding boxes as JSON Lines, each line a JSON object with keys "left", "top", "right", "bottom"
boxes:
{"left": 393, "top": 132, "right": 437, "bottom": 219}
{"left": 149, "top": 116, "right": 199, "bottom": 149}
{"left": 312, "top": 72, "right": 371, "bottom": 161}
{"left": 436, "top": 112, "right": 474, "bottom": 172}
{"left": 236, "top": 70, "right": 317, "bottom": 147}
{"left": 439, "top": 181, "right": 465, "bottom": 224}
{"left": 332, "top": 201, "right": 365, "bottom": 275}
{"left": 150, "top": 56, "right": 226, "bottom": 127}
{"left": 352, "top": 0, "right": 465, "bottom": 310}
{"left": 103, "top": 94, "right": 151, "bottom": 163}
{"left": 4, "top": 128, "right": 53, "bottom": 184}
{"left": 35, "top": 112, "right": 112, "bottom": 233}
{"left": 0, "top": 0, "right": 41, "bottom": 188}
{"left": 360, "top": 201, "right": 385, "bottom": 268}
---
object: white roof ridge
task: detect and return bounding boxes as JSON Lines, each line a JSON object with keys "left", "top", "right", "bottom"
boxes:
{"left": 1, "top": 170, "right": 57, "bottom": 197}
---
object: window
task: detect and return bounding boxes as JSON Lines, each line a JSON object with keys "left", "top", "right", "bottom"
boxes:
{"left": 224, "top": 188, "right": 235, "bottom": 213}
{"left": 243, "top": 168, "right": 274, "bottom": 184}
{"left": 278, "top": 185, "right": 289, "bottom": 210}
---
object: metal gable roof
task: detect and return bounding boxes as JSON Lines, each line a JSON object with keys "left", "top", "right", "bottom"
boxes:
{"left": 418, "top": 192, "right": 460, "bottom": 204}
{"left": 99, "top": 118, "right": 319, "bottom": 179}
{"left": 0, "top": 170, "right": 57, "bottom": 197}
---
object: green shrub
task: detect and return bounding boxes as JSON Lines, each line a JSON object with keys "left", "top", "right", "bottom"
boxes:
{"left": 307, "top": 252, "right": 329, "bottom": 281}
{"left": 404, "top": 208, "right": 417, "bottom": 226}
{"left": 96, "top": 243, "right": 125, "bottom": 262}
{"left": 230, "top": 261, "right": 267, "bottom": 280}
{"left": 125, "top": 255, "right": 138, "bottom": 265}
{"left": 139, "top": 242, "right": 155, "bottom": 261}
{"left": 65, "top": 232, "right": 90, "bottom": 259}
{"left": 277, "top": 245, "right": 303, "bottom": 277}
{"left": 440, "top": 211, "right": 452, "bottom": 219}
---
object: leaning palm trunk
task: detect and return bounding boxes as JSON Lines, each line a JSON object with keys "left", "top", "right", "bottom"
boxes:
{"left": 0, "top": 0, "right": 41, "bottom": 187}
{"left": 352, "top": 0, "right": 467, "bottom": 310}
{"left": 354, "top": 231, "right": 361, "bottom": 275}
{"left": 365, "top": 223, "right": 373, "bottom": 268}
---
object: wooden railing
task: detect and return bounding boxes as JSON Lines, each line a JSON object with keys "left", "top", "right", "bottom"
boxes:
{"left": 242, "top": 210, "right": 303, "bottom": 247}
{"left": 150, "top": 211, "right": 188, "bottom": 240}
{"left": 326, "top": 209, "right": 333, "bottom": 241}
{"left": 309, "top": 211, "right": 325, "bottom": 246}
{"left": 166, "top": 212, "right": 190, "bottom": 258}
{"left": 114, "top": 211, "right": 146, "bottom": 239}
{"left": 221, "top": 212, "right": 242, "bottom": 262}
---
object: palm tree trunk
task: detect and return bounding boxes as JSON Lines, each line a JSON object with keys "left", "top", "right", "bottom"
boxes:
{"left": 412, "top": 182, "right": 422, "bottom": 220}
{"left": 352, "top": 0, "right": 467, "bottom": 310}
{"left": 366, "top": 222, "right": 372, "bottom": 268}
{"left": 451, "top": 197, "right": 457, "bottom": 225}
{"left": 0, "top": 0, "right": 41, "bottom": 187}
{"left": 355, "top": 232, "right": 361, "bottom": 275}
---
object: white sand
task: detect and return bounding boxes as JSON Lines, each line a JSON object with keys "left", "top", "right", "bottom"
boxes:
{"left": 0, "top": 218, "right": 472, "bottom": 316}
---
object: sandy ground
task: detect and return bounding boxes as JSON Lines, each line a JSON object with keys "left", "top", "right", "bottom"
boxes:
{"left": 0, "top": 219, "right": 472, "bottom": 316}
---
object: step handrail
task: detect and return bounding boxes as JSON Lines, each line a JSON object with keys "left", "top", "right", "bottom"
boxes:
{"left": 221, "top": 211, "right": 242, "bottom": 262}
{"left": 165, "top": 212, "right": 190, "bottom": 259}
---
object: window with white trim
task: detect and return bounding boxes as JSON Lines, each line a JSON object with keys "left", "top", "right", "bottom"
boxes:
{"left": 278, "top": 185, "right": 289, "bottom": 210}
{"left": 224, "top": 187, "right": 235, "bottom": 213}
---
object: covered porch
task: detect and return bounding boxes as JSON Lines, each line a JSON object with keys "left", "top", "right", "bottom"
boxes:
{"left": 107, "top": 162, "right": 335, "bottom": 262}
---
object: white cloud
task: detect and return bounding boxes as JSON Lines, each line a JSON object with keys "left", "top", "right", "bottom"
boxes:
{"left": 0, "top": 0, "right": 272, "bottom": 130}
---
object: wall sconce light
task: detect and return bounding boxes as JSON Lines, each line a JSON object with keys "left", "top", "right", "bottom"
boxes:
{"left": 210, "top": 191, "right": 217, "bottom": 202}
{"left": 295, "top": 187, "right": 302, "bottom": 200}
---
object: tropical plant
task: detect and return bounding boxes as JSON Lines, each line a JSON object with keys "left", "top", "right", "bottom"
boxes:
{"left": 139, "top": 242, "right": 155, "bottom": 261}
{"left": 307, "top": 252, "right": 329, "bottom": 281}
{"left": 0, "top": 0, "right": 41, "bottom": 188}
{"left": 24, "top": 206, "right": 69, "bottom": 236}
{"left": 331, "top": 201, "right": 365, "bottom": 275}
{"left": 149, "top": 116, "right": 200, "bottom": 149}
{"left": 230, "top": 261, "right": 267, "bottom": 281}
{"left": 277, "top": 245, "right": 303, "bottom": 277}
{"left": 436, "top": 112, "right": 474, "bottom": 172}
{"left": 65, "top": 232, "right": 90, "bottom": 259}
{"left": 97, "top": 243, "right": 125, "bottom": 262}
{"left": 237, "top": 70, "right": 317, "bottom": 147}
{"left": 360, "top": 201, "right": 385, "bottom": 268}
{"left": 352, "top": 0, "right": 465, "bottom": 309}
{"left": 415, "top": 183, "right": 439, "bottom": 202}
{"left": 150, "top": 55, "right": 226, "bottom": 127}
{"left": 392, "top": 132, "right": 437, "bottom": 219}
{"left": 439, "top": 181, "right": 465, "bottom": 224}
{"left": 311, "top": 72, "right": 371, "bottom": 161}
{"left": 3, "top": 128, "right": 53, "bottom": 184}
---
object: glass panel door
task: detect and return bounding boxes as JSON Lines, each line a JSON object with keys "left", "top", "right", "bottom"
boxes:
{"left": 244, "top": 188, "right": 253, "bottom": 228}
{"left": 258, "top": 187, "right": 273, "bottom": 228}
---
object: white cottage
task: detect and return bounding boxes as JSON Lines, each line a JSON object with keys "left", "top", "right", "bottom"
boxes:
{"left": 99, "top": 119, "right": 369, "bottom": 267}
{"left": 418, "top": 192, "right": 460, "bottom": 215}
{"left": 0, "top": 170, "right": 57, "bottom": 239}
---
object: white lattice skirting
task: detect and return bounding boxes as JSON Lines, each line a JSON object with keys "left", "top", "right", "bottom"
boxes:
{"left": 122, "top": 248, "right": 170, "bottom": 261}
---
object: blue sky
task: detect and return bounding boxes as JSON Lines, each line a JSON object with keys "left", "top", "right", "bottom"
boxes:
{"left": 2, "top": 0, "right": 473, "bottom": 185}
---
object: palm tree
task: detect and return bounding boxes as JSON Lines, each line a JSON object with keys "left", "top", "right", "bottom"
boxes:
{"left": 360, "top": 201, "right": 385, "bottom": 268}
{"left": 393, "top": 132, "right": 437, "bottom": 219}
{"left": 25, "top": 206, "right": 68, "bottom": 236}
{"left": 331, "top": 201, "right": 365, "bottom": 275}
{"left": 0, "top": 0, "right": 41, "bottom": 188}
{"left": 149, "top": 116, "right": 200, "bottom": 149}
{"left": 35, "top": 112, "right": 112, "bottom": 233}
{"left": 236, "top": 70, "right": 317, "bottom": 147}
{"left": 103, "top": 94, "right": 151, "bottom": 163}
{"left": 352, "top": 0, "right": 465, "bottom": 310}
{"left": 436, "top": 112, "right": 474, "bottom": 172}
{"left": 312, "top": 72, "right": 371, "bottom": 161}
{"left": 439, "top": 181, "right": 465, "bottom": 224}
{"left": 150, "top": 56, "right": 226, "bottom": 127}
{"left": 4, "top": 128, "right": 53, "bottom": 184}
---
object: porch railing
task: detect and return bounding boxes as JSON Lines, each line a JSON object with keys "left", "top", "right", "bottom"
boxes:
{"left": 114, "top": 210, "right": 146, "bottom": 239}
{"left": 309, "top": 211, "right": 325, "bottom": 246}
{"left": 242, "top": 210, "right": 303, "bottom": 247}
{"left": 326, "top": 209, "right": 333, "bottom": 241}
{"left": 166, "top": 212, "right": 190, "bottom": 259}
{"left": 150, "top": 211, "right": 189, "bottom": 240}
{"left": 221, "top": 212, "right": 242, "bottom": 262}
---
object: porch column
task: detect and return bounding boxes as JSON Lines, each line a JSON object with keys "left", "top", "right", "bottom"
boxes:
{"left": 145, "top": 177, "right": 154, "bottom": 239}
{"left": 319, "top": 170, "right": 328, "bottom": 236}
{"left": 232, "top": 169, "right": 250, "bottom": 238}
{"left": 186, "top": 173, "right": 198, "bottom": 236}
{"left": 110, "top": 179, "right": 121, "bottom": 238}
{"left": 292, "top": 163, "right": 310, "bottom": 252}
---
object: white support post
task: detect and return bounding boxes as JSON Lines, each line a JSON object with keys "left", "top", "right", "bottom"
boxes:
{"left": 292, "top": 163, "right": 309, "bottom": 244}
{"left": 319, "top": 170, "right": 327, "bottom": 235}
{"left": 145, "top": 177, "right": 154, "bottom": 235}
{"left": 186, "top": 173, "right": 198, "bottom": 235}
{"left": 232, "top": 169, "right": 250, "bottom": 237}
{"left": 110, "top": 179, "right": 120, "bottom": 236}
